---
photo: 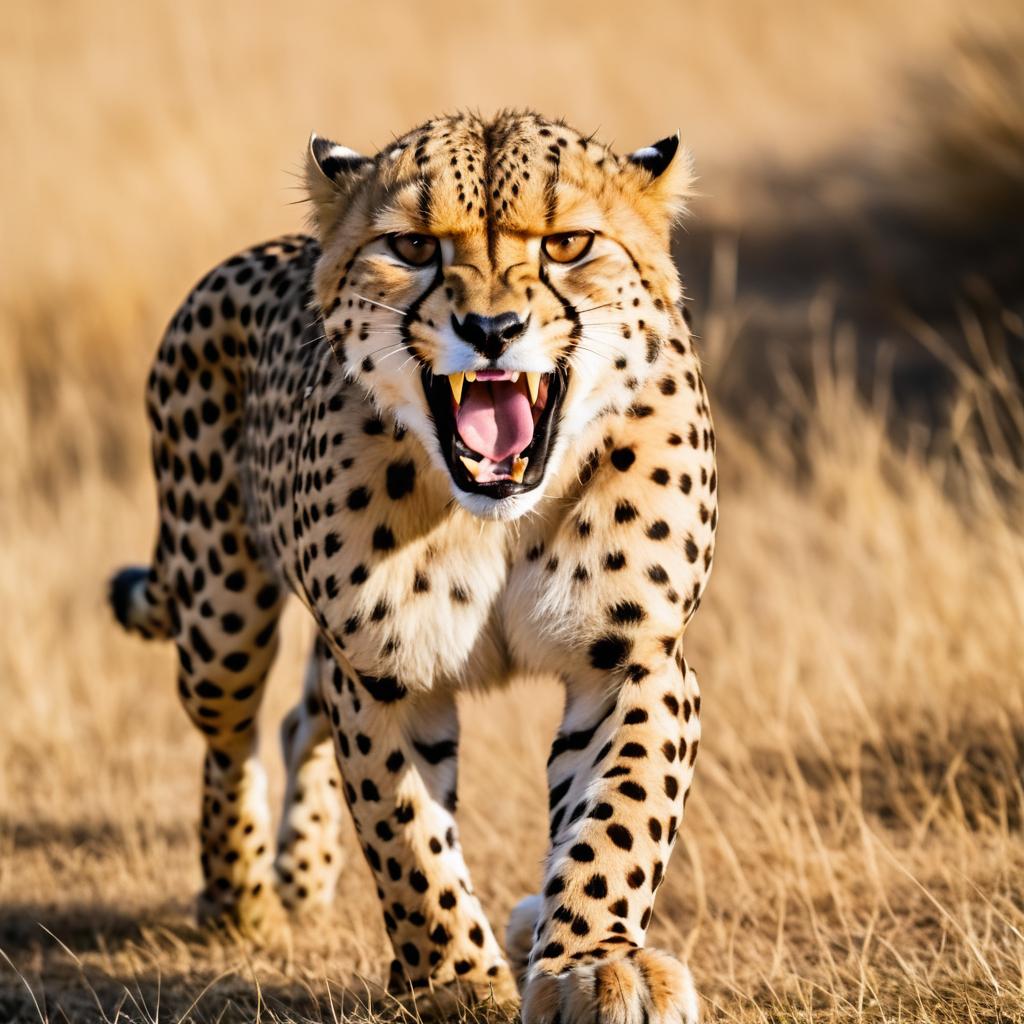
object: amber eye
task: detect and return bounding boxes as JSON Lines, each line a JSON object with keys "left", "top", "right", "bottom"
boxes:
{"left": 542, "top": 232, "right": 595, "bottom": 264}
{"left": 388, "top": 233, "right": 439, "bottom": 267}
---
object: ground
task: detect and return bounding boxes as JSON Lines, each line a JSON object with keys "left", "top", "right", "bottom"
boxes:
{"left": 3, "top": 1, "right": 1024, "bottom": 1021}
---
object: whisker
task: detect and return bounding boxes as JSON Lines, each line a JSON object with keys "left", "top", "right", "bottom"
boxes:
{"left": 571, "top": 346, "right": 616, "bottom": 365}
{"left": 299, "top": 332, "right": 327, "bottom": 352}
{"left": 579, "top": 333, "right": 630, "bottom": 362}
{"left": 353, "top": 294, "right": 408, "bottom": 317}
{"left": 374, "top": 347, "right": 418, "bottom": 365}
{"left": 575, "top": 301, "right": 621, "bottom": 315}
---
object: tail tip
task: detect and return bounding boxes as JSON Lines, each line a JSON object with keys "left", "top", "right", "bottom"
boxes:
{"left": 109, "top": 566, "right": 149, "bottom": 631}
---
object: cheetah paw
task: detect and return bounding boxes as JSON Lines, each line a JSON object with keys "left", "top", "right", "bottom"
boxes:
{"left": 522, "top": 947, "right": 699, "bottom": 1024}
{"left": 196, "top": 882, "right": 288, "bottom": 943}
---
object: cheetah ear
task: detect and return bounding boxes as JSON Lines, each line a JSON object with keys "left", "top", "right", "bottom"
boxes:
{"left": 625, "top": 133, "right": 693, "bottom": 221}
{"left": 309, "top": 133, "right": 371, "bottom": 182}
{"left": 306, "top": 133, "right": 373, "bottom": 235}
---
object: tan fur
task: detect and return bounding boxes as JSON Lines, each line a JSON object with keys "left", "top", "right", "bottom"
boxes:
{"left": 111, "top": 111, "right": 714, "bottom": 1022}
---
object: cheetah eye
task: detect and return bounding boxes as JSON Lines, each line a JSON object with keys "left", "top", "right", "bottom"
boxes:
{"left": 388, "top": 233, "right": 439, "bottom": 267}
{"left": 541, "top": 232, "right": 594, "bottom": 264}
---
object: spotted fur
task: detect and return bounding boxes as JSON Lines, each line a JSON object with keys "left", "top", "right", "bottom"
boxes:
{"left": 111, "top": 110, "right": 716, "bottom": 1022}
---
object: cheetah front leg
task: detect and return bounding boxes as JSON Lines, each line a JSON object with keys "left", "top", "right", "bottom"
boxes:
{"left": 517, "top": 646, "right": 703, "bottom": 1024}
{"left": 316, "top": 639, "right": 517, "bottom": 1010}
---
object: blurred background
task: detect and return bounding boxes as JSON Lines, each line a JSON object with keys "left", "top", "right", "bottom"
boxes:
{"left": 2, "top": 2, "right": 1023, "bottom": 1021}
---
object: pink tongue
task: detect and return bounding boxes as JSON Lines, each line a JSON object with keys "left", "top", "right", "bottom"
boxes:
{"left": 456, "top": 380, "right": 534, "bottom": 463}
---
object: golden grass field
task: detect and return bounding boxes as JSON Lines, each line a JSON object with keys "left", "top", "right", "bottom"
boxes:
{"left": 2, "top": 2, "right": 1024, "bottom": 1021}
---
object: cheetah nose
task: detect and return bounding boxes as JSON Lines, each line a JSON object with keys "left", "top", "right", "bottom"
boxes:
{"left": 451, "top": 312, "right": 527, "bottom": 361}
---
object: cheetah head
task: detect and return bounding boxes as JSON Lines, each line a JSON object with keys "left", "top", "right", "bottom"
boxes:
{"left": 306, "top": 111, "right": 691, "bottom": 520}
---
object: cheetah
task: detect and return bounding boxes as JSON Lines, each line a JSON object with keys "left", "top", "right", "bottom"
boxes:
{"left": 110, "top": 111, "right": 716, "bottom": 1023}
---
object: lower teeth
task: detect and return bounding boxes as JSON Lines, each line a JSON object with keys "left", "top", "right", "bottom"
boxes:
{"left": 457, "top": 454, "right": 529, "bottom": 484}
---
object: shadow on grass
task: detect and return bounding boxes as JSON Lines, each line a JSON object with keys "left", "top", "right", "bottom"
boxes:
{"left": 0, "top": 944, "right": 516, "bottom": 1024}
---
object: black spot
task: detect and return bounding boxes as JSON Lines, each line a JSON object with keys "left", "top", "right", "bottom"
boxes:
{"left": 224, "top": 570, "right": 246, "bottom": 592}
{"left": 609, "top": 601, "right": 646, "bottom": 625}
{"left": 359, "top": 673, "right": 408, "bottom": 703}
{"left": 610, "top": 448, "right": 636, "bottom": 471}
{"left": 604, "top": 551, "right": 627, "bottom": 571}
{"left": 223, "top": 651, "right": 250, "bottom": 672}
{"left": 589, "top": 634, "right": 632, "bottom": 670}
{"left": 347, "top": 487, "right": 371, "bottom": 510}
{"left": 189, "top": 626, "right": 215, "bottom": 663}
{"left": 607, "top": 824, "right": 633, "bottom": 850}
{"left": 413, "top": 738, "right": 458, "bottom": 765}
{"left": 614, "top": 501, "right": 638, "bottom": 524}
{"left": 386, "top": 460, "right": 416, "bottom": 500}
{"left": 618, "top": 780, "right": 647, "bottom": 801}
{"left": 584, "top": 875, "right": 608, "bottom": 898}
{"left": 545, "top": 876, "right": 564, "bottom": 897}
{"left": 646, "top": 520, "right": 670, "bottom": 540}
{"left": 569, "top": 843, "right": 595, "bottom": 862}
{"left": 373, "top": 525, "right": 396, "bottom": 550}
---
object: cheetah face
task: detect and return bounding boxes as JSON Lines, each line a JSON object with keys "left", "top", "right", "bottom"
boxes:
{"left": 307, "top": 112, "right": 691, "bottom": 520}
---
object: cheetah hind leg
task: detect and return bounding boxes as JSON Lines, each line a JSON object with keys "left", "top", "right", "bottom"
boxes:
{"left": 274, "top": 637, "right": 346, "bottom": 914}
{"left": 506, "top": 894, "right": 542, "bottom": 992}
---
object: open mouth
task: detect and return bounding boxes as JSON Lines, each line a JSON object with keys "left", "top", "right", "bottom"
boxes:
{"left": 422, "top": 367, "right": 567, "bottom": 498}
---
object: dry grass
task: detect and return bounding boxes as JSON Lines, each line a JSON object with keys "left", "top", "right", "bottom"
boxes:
{"left": 3, "top": 2, "right": 1024, "bottom": 1021}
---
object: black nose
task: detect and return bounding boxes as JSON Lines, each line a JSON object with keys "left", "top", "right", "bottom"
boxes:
{"left": 451, "top": 312, "right": 527, "bottom": 361}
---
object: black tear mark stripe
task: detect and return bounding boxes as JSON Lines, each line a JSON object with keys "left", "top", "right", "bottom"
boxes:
{"left": 617, "top": 239, "right": 646, "bottom": 279}
{"left": 538, "top": 263, "right": 582, "bottom": 342}
{"left": 548, "top": 700, "right": 616, "bottom": 764}
{"left": 400, "top": 261, "right": 444, "bottom": 350}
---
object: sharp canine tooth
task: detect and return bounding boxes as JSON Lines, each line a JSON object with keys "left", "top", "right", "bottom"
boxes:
{"left": 511, "top": 371, "right": 521, "bottom": 383}
{"left": 465, "top": 370, "right": 477, "bottom": 383}
{"left": 526, "top": 372, "right": 541, "bottom": 405}
{"left": 449, "top": 373, "right": 464, "bottom": 404}
{"left": 511, "top": 456, "right": 529, "bottom": 483}
{"left": 459, "top": 455, "right": 481, "bottom": 479}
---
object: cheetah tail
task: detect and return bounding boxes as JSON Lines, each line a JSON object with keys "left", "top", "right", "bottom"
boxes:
{"left": 108, "top": 566, "right": 173, "bottom": 641}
